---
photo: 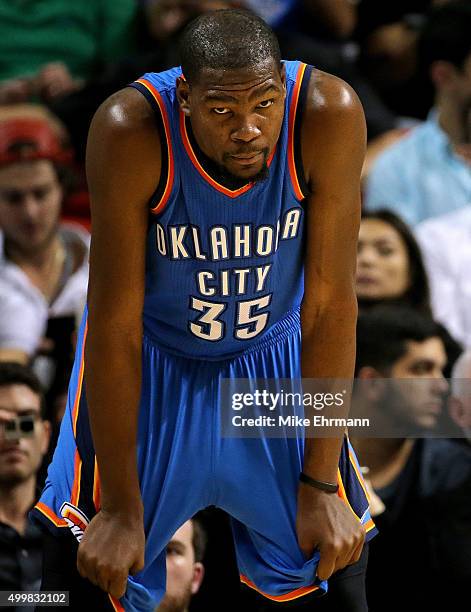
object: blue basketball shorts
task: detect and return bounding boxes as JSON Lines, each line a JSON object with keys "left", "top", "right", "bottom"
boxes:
{"left": 31, "top": 308, "right": 377, "bottom": 612}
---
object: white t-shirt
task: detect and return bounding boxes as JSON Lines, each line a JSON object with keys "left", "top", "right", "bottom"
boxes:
{"left": 0, "top": 223, "right": 89, "bottom": 355}
{"left": 416, "top": 208, "right": 471, "bottom": 349}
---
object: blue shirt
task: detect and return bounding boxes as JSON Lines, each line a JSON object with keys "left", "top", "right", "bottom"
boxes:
{"left": 364, "top": 111, "right": 471, "bottom": 226}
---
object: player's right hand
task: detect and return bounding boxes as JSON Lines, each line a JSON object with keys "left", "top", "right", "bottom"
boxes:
{"left": 77, "top": 509, "right": 145, "bottom": 599}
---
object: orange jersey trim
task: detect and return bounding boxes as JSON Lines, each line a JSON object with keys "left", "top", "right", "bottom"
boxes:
{"left": 135, "top": 78, "right": 175, "bottom": 214}
{"left": 109, "top": 595, "right": 125, "bottom": 612}
{"left": 348, "top": 447, "right": 371, "bottom": 504}
{"left": 71, "top": 321, "right": 87, "bottom": 437}
{"left": 337, "top": 469, "right": 376, "bottom": 533}
{"left": 93, "top": 456, "right": 101, "bottom": 512}
{"left": 240, "top": 574, "right": 320, "bottom": 602}
{"left": 70, "top": 449, "right": 82, "bottom": 507}
{"left": 34, "top": 502, "right": 68, "bottom": 528}
{"left": 337, "top": 468, "right": 361, "bottom": 522}
{"left": 179, "top": 110, "right": 276, "bottom": 198}
{"left": 287, "top": 63, "right": 307, "bottom": 201}
{"left": 70, "top": 323, "right": 87, "bottom": 508}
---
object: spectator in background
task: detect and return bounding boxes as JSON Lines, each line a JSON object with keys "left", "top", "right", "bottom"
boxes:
{"left": 356, "top": 209, "right": 431, "bottom": 313}
{"left": 158, "top": 518, "right": 206, "bottom": 612}
{"left": 416, "top": 206, "right": 471, "bottom": 348}
{"left": 0, "top": 363, "right": 50, "bottom": 601}
{"left": 0, "top": 0, "right": 137, "bottom": 105}
{"left": 353, "top": 0, "right": 440, "bottom": 120}
{"left": 356, "top": 209, "right": 461, "bottom": 375}
{"left": 450, "top": 351, "right": 471, "bottom": 443}
{"left": 0, "top": 113, "right": 89, "bottom": 411}
{"left": 363, "top": 0, "right": 471, "bottom": 225}
{"left": 352, "top": 306, "right": 471, "bottom": 612}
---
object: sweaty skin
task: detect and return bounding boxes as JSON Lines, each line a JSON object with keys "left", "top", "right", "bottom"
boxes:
{"left": 78, "top": 61, "right": 366, "bottom": 597}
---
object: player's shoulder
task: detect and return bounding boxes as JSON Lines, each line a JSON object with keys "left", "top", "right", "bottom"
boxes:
{"left": 86, "top": 86, "right": 162, "bottom": 191}
{"left": 299, "top": 68, "right": 366, "bottom": 179}
{"left": 303, "top": 68, "right": 364, "bottom": 128}
{"left": 89, "top": 86, "right": 158, "bottom": 141}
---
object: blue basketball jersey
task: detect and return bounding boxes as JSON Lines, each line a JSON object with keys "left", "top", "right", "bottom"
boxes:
{"left": 130, "top": 61, "right": 312, "bottom": 359}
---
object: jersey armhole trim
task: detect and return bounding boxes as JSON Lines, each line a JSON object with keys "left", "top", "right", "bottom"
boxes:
{"left": 129, "top": 79, "right": 174, "bottom": 215}
{"left": 288, "top": 63, "right": 312, "bottom": 201}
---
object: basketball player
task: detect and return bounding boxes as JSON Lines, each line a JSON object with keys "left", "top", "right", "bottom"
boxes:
{"left": 31, "top": 9, "right": 376, "bottom": 611}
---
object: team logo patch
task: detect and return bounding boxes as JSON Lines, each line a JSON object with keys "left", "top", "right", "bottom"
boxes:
{"left": 60, "top": 502, "right": 90, "bottom": 543}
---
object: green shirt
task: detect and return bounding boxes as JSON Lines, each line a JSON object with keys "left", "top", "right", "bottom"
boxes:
{"left": 0, "top": 0, "right": 137, "bottom": 81}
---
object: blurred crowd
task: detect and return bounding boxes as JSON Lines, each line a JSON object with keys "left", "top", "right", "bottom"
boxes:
{"left": 0, "top": 1, "right": 471, "bottom": 611}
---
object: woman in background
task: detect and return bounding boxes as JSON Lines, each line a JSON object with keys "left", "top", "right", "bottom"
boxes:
{"left": 356, "top": 208, "right": 461, "bottom": 375}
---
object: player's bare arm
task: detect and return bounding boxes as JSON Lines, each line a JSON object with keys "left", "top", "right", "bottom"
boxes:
{"left": 297, "top": 70, "right": 366, "bottom": 579}
{"left": 77, "top": 87, "right": 162, "bottom": 598}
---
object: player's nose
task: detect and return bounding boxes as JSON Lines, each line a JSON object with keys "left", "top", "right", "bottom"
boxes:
{"left": 231, "top": 119, "right": 261, "bottom": 143}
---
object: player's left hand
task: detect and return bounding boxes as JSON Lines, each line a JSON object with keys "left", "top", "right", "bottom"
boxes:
{"left": 296, "top": 482, "right": 365, "bottom": 581}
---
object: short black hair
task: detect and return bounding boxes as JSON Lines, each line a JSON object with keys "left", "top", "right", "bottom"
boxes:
{"left": 179, "top": 9, "right": 281, "bottom": 84}
{"left": 418, "top": 0, "right": 471, "bottom": 73}
{"left": 0, "top": 362, "right": 46, "bottom": 418}
{"left": 360, "top": 209, "right": 431, "bottom": 315}
{"left": 355, "top": 306, "right": 441, "bottom": 375}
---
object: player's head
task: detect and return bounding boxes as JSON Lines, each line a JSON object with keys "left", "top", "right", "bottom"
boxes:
{"left": 450, "top": 351, "right": 471, "bottom": 442}
{"left": 418, "top": 0, "right": 471, "bottom": 107}
{"left": 356, "top": 209, "right": 430, "bottom": 314}
{"left": 0, "top": 117, "right": 70, "bottom": 255}
{"left": 176, "top": 9, "right": 285, "bottom": 183}
{"left": 356, "top": 306, "right": 448, "bottom": 430}
{"left": 157, "top": 518, "right": 206, "bottom": 612}
{"left": 0, "top": 362, "right": 51, "bottom": 488}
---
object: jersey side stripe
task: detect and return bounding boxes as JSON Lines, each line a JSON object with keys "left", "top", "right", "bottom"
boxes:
{"left": 135, "top": 78, "right": 175, "bottom": 214}
{"left": 348, "top": 443, "right": 371, "bottom": 503}
{"left": 70, "top": 324, "right": 87, "bottom": 508}
{"left": 288, "top": 62, "right": 307, "bottom": 201}
{"left": 71, "top": 322, "right": 87, "bottom": 437}
{"left": 93, "top": 457, "right": 101, "bottom": 511}
{"left": 109, "top": 594, "right": 125, "bottom": 611}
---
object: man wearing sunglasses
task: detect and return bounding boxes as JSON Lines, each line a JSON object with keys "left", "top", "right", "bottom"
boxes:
{"left": 0, "top": 362, "right": 51, "bottom": 602}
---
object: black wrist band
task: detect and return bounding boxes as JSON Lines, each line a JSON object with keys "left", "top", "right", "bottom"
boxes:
{"left": 299, "top": 472, "right": 339, "bottom": 493}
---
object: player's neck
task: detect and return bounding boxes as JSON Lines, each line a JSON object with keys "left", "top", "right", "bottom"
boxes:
{"left": 185, "top": 118, "right": 251, "bottom": 191}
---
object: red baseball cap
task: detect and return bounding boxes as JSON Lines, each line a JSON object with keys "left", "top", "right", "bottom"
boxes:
{"left": 0, "top": 118, "right": 72, "bottom": 166}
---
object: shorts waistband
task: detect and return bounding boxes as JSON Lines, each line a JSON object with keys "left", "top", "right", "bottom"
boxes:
{"left": 143, "top": 307, "right": 301, "bottom": 362}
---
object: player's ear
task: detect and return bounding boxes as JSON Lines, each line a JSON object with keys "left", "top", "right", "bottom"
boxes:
{"left": 176, "top": 76, "right": 191, "bottom": 116}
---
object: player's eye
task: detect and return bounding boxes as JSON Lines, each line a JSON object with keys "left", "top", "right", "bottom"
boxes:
{"left": 257, "top": 99, "right": 274, "bottom": 109}
{"left": 212, "top": 107, "right": 231, "bottom": 115}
